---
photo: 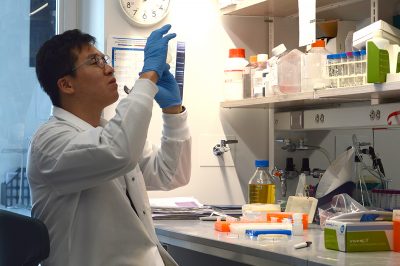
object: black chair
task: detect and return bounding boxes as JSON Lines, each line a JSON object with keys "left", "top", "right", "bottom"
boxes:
{"left": 0, "top": 209, "right": 50, "bottom": 266}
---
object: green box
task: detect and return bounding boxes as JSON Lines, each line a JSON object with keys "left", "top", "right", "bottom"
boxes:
{"left": 367, "top": 41, "right": 390, "bottom": 83}
{"left": 324, "top": 220, "right": 393, "bottom": 252}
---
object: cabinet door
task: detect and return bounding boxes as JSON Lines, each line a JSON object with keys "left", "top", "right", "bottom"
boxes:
{"left": 275, "top": 111, "right": 304, "bottom": 130}
{"left": 275, "top": 112, "right": 291, "bottom": 130}
{"left": 304, "top": 103, "right": 400, "bottom": 129}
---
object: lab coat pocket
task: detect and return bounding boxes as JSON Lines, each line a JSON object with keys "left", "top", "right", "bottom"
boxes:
{"left": 125, "top": 167, "right": 150, "bottom": 209}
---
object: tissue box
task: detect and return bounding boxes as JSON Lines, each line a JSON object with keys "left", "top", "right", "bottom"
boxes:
{"left": 324, "top": 220, "right": 393, "bottom": 252}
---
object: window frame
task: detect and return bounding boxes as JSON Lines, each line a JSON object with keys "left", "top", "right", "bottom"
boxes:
{"left": 57, "top": 0, "right": 78, "bottom": 33}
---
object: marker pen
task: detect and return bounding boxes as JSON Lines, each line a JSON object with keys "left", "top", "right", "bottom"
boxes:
{"left": 294, "top": 241, "right": 312, "bottom": 249}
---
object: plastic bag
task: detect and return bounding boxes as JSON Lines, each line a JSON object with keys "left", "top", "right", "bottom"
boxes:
{"left": 316, "top": 147, "right": 355, "bottom": 198}
{"left": 318, "top": 193, "right": 367, "bottom": 229}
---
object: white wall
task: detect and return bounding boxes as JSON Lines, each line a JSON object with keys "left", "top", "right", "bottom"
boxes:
{"left": 96, "top": 0, "right": 269, "bottom": 205}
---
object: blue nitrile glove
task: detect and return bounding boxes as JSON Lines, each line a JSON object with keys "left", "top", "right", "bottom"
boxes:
{"left": 155, "top": 64, "right": 182, "bottom": 108}
{"left": 141, "top": 24, "right": 176, "bottom": 79}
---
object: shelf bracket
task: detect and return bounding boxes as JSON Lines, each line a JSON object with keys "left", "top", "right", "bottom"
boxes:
{"left": 288, "top": 0, "right": 365, "bottom": 18}
{"left": 268, "top": 16, "right": 274, "bottom": 55}
{"left": 371, "top": 0, "right": 379, "bottom": 23}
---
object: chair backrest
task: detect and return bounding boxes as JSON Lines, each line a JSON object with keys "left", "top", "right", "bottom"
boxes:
{"left": 0, "top": 209, "right": 50, "bottom": 266}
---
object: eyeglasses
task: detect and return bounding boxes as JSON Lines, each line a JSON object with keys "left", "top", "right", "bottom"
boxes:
{"left": 70, "top": 54, "right": 110, "bottom": 73}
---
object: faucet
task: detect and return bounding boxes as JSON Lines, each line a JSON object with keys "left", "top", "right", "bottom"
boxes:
{"left": 213, "top": 139, "right": 238, "bottom": 156}
{"left": 271, "top": 167, "right": 286, "bottom": 198}
{"left": 271, "top": 158, "right": 299, "bottom": 198}
{"left": 276, "top": 138, "right": 332, "bottom": 164}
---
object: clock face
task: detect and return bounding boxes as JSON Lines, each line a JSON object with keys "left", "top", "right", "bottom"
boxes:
{"left": 119, "top": 0, "right": 171, "bottom": 27}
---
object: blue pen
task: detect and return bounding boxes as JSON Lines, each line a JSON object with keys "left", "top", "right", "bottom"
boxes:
{"left": 245, "top": 229, "right": 292, "bottom": 237}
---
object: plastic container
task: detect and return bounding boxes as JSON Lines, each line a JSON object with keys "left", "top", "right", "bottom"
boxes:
{"left": 224, "top": 48, "right": 248, "bottom": 101}
{"left": 278, "top": 49, "right": 304, "bottom": 93}
{"left": 252, "top": 54, "right": 268, "bottom": 98}
{"left": 262, "top": 69, "right": 271, "bottom": 96}
{"left": 266, "top": 212, "right": 308, "bottom": 230}
{"left": 292, "top": 213, "right": 304, "bottom": 236}
{"left": 353, "top": 51, "right": 363, "bottom": 86}
{"left": 371, "top": 189, "right": 400, "bottom": 210}
{"left": 371, "top": 31, "right": 390, "bottom": 50}
{"left": 303, "top": 40, "right": 329, "bottom": 91}
{"left": 360, "top": 50, "right": 367, "bottom": 72}
{"left": 269, "top": 44, "right": 288, "bottom": 95}
{"left": 339, "top": 52, "right": 348, "bottom": 87}
{"left": 248, "top": 160, "right": 276, "bottom": 204}
{"left": 241, "top": 203, "right": 281, "bottom": 221}
{"left": 360, "top": 50, "right": 367, "bottom": 84}
{"left": 326, "top": 54, "right": 338, "bottom": 88}
{"left": 346, "top": 51, "right": 355, "bottom": 87}
{"left": 243, "top": 55, "right": 257, "bottom": 98}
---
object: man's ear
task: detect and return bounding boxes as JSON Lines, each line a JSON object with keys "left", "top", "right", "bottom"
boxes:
{"left": 57, "top": 77, "right": 74, "bottom": 94}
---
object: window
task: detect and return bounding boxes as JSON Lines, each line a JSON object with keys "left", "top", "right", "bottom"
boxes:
{"left": 0, "top": 0, "right": 76, "bottom": 209}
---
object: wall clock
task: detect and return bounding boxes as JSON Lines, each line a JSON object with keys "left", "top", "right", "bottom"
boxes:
{"left": 119, "top": 0, "right": 171, "bottom": 27}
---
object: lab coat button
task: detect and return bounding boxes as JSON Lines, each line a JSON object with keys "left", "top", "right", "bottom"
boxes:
{"left": 132, "top": 177, "right": 135, "bottom": 181}
{"left": 143, "top": 210, "right": 146, "bottom": 215}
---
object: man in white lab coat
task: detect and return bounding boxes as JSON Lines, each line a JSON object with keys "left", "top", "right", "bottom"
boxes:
{"left": 27, "top": 25, "right": 191, "bottom": 266}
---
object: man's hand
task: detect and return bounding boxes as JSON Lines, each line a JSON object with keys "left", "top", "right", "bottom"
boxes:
{"left": 154, "top": 64, "right": 182, "bottom": 109}
{"left": 141, "top": 24, "right": 176, "bottom": 79}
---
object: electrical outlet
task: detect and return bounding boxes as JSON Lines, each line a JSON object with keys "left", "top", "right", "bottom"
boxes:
{"left": 198, "top": 134, "right": 236, "bottom": 167}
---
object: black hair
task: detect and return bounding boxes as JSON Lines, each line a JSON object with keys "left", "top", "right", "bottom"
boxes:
{"left": 35, "top": 29, "right": 96, "bottom": 107}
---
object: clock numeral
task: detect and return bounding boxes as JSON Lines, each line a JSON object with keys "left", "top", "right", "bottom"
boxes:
{"left": 126, "top": 1, "right": 135, "bottom": 9}
{"left": 121, "top": 0, "right": 169, "bottom": 24}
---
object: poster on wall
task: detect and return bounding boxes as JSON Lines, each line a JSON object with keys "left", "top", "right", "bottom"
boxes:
{"left": 107, "top": 36, "right": 185, "bottom": 100}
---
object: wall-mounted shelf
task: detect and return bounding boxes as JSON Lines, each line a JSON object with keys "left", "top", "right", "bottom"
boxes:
{"left": 220, "top": 81, "right": 400, "bottom": 110}
{"left": 220, "top": 0, "right": 369, "bottom": 18}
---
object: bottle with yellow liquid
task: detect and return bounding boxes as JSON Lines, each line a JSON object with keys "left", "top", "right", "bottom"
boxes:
{"left": 248, "top": 160, "right": 276, "bottom": 204}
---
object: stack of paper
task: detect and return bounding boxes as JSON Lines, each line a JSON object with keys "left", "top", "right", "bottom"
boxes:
{"left": 150, "top": 197, "right": 214, "bottom": 220}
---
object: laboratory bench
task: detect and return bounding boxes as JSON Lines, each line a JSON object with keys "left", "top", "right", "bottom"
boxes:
{"left": 154, "top": 220, "right": 400, "bottom": 266}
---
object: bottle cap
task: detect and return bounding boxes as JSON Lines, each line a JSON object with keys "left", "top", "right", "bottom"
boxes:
{"left": 272, "top": 44, "right": 287, "bottom": 57}
{"left": 249, "top": 55, "right": 258, "bottom": 64}
{"left": 255, "top": 160, "right": 269, "bottom": 167}
{"left": 229, "top": 48, "right": 245, "bottom": 58}
{"left": 257, "top": 53, "right": 268, "bottom": 62}
{"left": 311, "top": 39, "right": 325, "bottom": 48}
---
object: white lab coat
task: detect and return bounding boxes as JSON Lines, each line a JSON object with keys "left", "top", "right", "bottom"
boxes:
{"left": 27, "top": 79, "right": 191, "bottom": 266}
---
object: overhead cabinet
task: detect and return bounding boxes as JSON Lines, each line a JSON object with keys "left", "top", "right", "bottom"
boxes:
{"left": 275, "top": 102, "right": 400, "bottom": 130}
{"left": 221, "top": 0, "right": 371, "bottom": 20}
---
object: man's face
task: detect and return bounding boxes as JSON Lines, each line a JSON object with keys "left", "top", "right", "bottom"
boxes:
{"left": 68, "top": 44, "right": 119, "bottom": 109}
